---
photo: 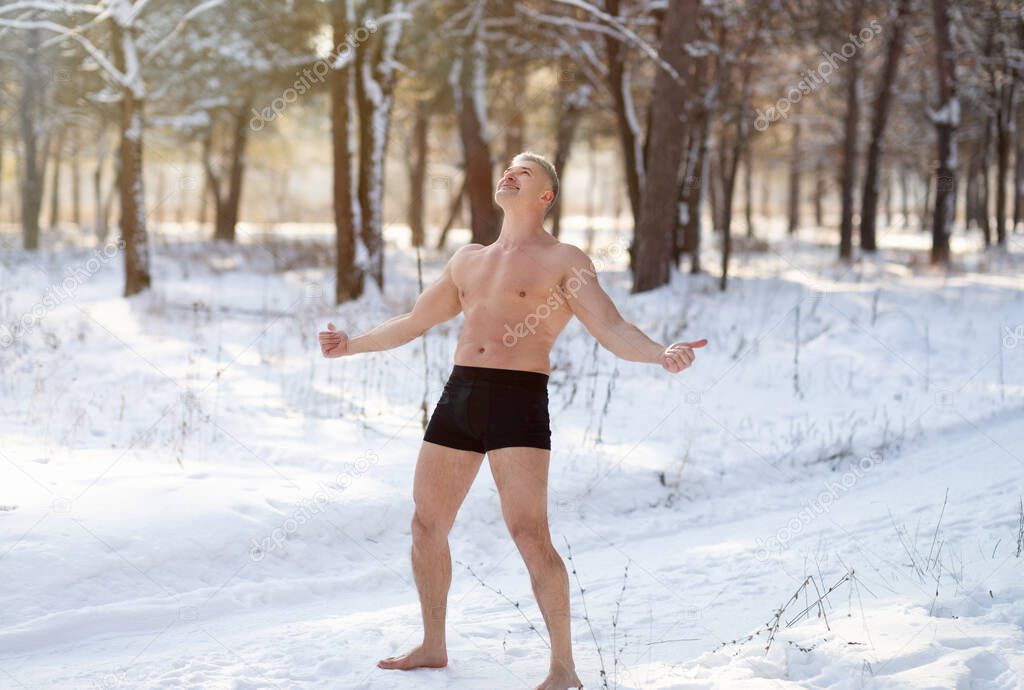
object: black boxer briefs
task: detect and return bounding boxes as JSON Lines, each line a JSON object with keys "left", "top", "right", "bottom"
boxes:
{"left": 423, "top": 364, "right": 551, "bottom": 453}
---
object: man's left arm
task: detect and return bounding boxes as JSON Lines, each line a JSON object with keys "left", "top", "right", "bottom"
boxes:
{"left": 560, "top": 246, "right": 707, "bottom": 373}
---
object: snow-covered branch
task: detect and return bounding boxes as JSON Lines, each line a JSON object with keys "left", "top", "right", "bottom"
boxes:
{"left": 0, "top": 1, "right": 104, "bottom": 17}
{"left": 141, "top": 0, "right": 226, "bottom": 65}
{"left": 550, "top": 0, "right": 681, "bottom": 83}
{"left": 125, "top": 0, "right": 157, "bottom": 24}
{"left": 0, "top": 16, "right": 127, "bottom": 85}
{"left": 514, "top": 4, "right": 627, "bottom": 40}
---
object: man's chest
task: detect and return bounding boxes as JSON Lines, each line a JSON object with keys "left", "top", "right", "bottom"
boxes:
{"left": 454, "top": 251, "right": 564, "bottom": 303}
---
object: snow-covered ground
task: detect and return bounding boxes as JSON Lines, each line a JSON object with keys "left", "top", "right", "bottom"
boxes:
{"left": 2, "top": 219, "right": 1023, "bottom": 689}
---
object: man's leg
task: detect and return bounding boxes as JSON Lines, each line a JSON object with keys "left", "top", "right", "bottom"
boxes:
{"left": 488, "top": 447, "right": 582, "bottom": 690}
{"left": 378, "top": 440, "right": 484, "bottom": 670}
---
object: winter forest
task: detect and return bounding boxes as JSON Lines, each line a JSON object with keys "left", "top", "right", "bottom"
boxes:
{"left": 2, "top": 0, "right": 1024, "bottom": 688}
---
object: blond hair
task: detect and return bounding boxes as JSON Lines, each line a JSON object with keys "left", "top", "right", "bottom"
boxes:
{"left": 512, "top": 151, "right": 559, "bottom": 217}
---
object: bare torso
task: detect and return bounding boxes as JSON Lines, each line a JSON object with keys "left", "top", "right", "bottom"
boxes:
{"left": 449, "top": 237, "right": 574, "bottom": 375}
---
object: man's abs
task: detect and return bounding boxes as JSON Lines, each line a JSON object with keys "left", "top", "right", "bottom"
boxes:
{"left": 453, "top": 325, "right": 556, "bottom": 375}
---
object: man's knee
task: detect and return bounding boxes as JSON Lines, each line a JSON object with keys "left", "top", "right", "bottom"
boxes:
{"left": 411, "top": 508, "right": 448, "bottom": 543}
{"left": 509, "top": 522, "right": 556, "bottom": 562}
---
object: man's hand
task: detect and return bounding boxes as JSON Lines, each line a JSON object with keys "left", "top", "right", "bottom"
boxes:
{"left": 660, "top": 338, "right": 708, "bottom": 373}
{"left": 318, "top": 322, "right": 350, "bottom": 358}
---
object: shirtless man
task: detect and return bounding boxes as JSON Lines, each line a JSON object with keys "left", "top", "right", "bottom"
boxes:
{"left": 318, "top": 151, "right": 707, "bottom": 690}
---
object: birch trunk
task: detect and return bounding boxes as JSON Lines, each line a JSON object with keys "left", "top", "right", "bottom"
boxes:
{"left": 330, "top": 0, "right": 363, "bottom": 303}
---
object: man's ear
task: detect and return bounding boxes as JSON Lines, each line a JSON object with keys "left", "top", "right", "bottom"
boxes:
{"left": 541, "top": 190, "right": 554, "bottom": 205}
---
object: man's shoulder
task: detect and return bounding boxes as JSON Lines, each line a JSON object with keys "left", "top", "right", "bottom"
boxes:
{"left": 551, "top": 241, "right": 594, "bottom": 270}
{"left": 455, "top": 242, "right": 486, "bottom": 256}
{"left": 448, "top": 242, "right": 486, "bottom": 267}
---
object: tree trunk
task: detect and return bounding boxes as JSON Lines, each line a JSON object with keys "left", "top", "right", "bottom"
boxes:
{"left": 111, "top": 21, "right": 151, "bottom": 296}
{"left": 920, "top": 170, "right": 932, "bottom": 232}
{"left": 116, "top": 101, "right": 149, "bottom": 294}
{"left": 979, "top": 116, "right": 992, "bottom": 244}
{"left": 686, "top": 126, "right": 708, "bottom": 274}
{"left": 966, "top": 142, "right": 980, "bottom": 231}
{"left": 585, "top": 132, "right": 598, "bottom": 254}
{"left": 678, "top": 46, "right": 709, "bottom": 271}
{"left": 963, "top": 156, "right": 972, "bottom": 230}
{"left": 632, "top": 0, "right": 699, "bottom": 293}
{"left": 814, "top": 163, "right": 825, "bottom": 228}
{"left": 899, "top": 163, "right": 910, "bottom": 226}
{"left": 759, "top": 165, "right": 771, "bottom": 219}
{"left": 93, "top": 130, "right": 108, "bottom": 242}
{"left": 1014, "top": 101, "right": 1024, "bottom": 231}
{"left": 200, "top": 128, "right": 213, "bottom": 229}
{"left": 436, "top": 175, "right": 467, "bottom": 250}
{"left": 71, "top": 125, "right": 82, "bottom": 226}
{"left": 551, "top": 73, "right": 588, "bottom": 238}
{"left": 200, "top": 125, "right": 222, "bottom": 232}
{"left": 48, "top": 129, "right": 63, "bottom": 229}
{"left": 154, "top": 168, "right": 165, "bottom": 225}
{"left": 213, "top": 100, "right": 251, "bottom": 242}
{"left": 353, "top": 1, "right": 404, "bottom": 288}
{"left": 408, "top": 99, "right": 428, "bottom": 247}
{"left": 19, "top": 28, "right": 43, "bottom": 250}
{"left": 718, "top": 42, "right": 757, "bottom": 292}
{"left": 330, "top": 0, "right": 363, "bottom": 303}
{"left": 882, "top": 169, "right": 892, "bottom": 228}
{"left": 719, "top": 97, "right": 752, "bottom": 291}
{"left": 743, "top": 144, "right": 754, "bottom": 237}
{"left": 604, "top": 0, "right": 643, "bottom": 223}
{"left": 102, "top": 161, "right": 119, "bottom": 243}
{"left": 788, "top": 120, "right": 801, "bottom": 234}
{"left": 175, "top": 143, "right": 188, "bottom": 227}
{"left": 860, "top": 0, "right": 911, "bottom": 252}
{"left": 454, "top": 26, "right": 499, "bottom": 246}
{"left": 838, "top": 1, "right": 864, "bottom": 261}
{"left": 994, "top": 84, "right": 1013, "bottom": 245}
{"left": 708, "top": 154, "right": 721, "bottom": 233}
{"left": 355, "top": 54, "right": 382, "bottom": 285}
{"left": 929, "top": 0, "right": 957, "bottom": 265}
{"left": 675, "top": 131, "right": 699, "bottom": 263}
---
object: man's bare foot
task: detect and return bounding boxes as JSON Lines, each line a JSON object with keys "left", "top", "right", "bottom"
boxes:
{"left": 535, "top": 666, "right": 583, "bottom": 690}
{"left": 377, "top": 644, "right": 448, "bottom": 671}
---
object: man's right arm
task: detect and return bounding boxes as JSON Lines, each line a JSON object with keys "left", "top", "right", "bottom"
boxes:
{"left": 560, "top": 246, "right": 664, "bottom": 363}
{"left": 559, "top": 244, "right": 707, "bottom": 372}
{"left": 319, "top": 245, "right": 477, "bottom": 358}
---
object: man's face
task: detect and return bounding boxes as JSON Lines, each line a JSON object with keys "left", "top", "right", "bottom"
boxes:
{"left": 494, "top": 159, "right": 553, "bottom": 212}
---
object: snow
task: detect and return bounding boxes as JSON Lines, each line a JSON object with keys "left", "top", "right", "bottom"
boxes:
{"left": 124, "top": 108, "right": 142, "bottom": 143}
{"left": 930, "top": 98, "right": 961, "bottom": 128}
{"left": 1, "top": 218, "right": 1023, "bottom": 689}
{"left": 447, "top": 55, "right": 462, "bottom": 114}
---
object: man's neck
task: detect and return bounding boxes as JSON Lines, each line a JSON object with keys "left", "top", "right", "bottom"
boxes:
{"left": 495, "top": 210, "right": 546, "bottom": 246}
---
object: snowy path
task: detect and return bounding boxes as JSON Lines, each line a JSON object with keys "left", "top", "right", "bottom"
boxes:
{"left": 3, "top": 404, "right": 1022, "bottom": 689}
